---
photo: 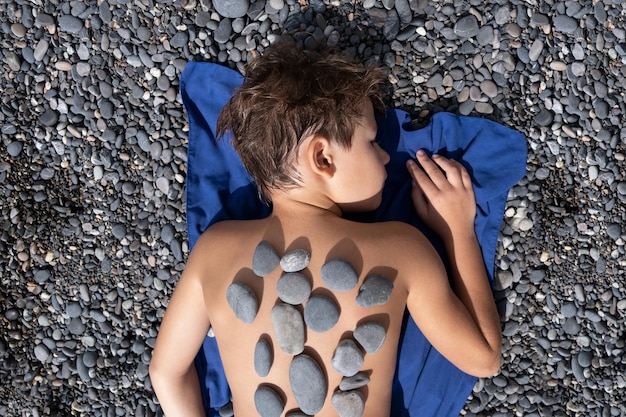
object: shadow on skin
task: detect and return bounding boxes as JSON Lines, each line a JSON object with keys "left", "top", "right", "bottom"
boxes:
{"left": 325, "top": 238, "right": 364, "bottom": 277}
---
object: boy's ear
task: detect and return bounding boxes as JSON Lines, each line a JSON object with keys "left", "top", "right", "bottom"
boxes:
{"left": 307, "top": 135, "right": 335, "bottom": 179}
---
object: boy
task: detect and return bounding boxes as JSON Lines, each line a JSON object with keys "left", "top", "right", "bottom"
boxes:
{"left": 149, "top": 43, "right": 502, "bottom": 417}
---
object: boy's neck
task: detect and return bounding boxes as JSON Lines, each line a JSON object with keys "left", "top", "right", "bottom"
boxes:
{"left": 270, "top": 194, "right": 343, "bottom": 220}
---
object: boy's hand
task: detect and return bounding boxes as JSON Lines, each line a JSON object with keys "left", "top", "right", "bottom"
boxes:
{"left": 406, "top": 150, "right": 476, "bottom": 241}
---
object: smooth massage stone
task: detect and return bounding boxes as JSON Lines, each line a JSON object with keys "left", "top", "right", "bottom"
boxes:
{"left": 252, "top": 240, "right": 280, "bottom": 277}
{"left": 254, "top": 386, "right": 285, "bottom": 417}
{"left": 280, "top": 249, "right": 311, "bottom": 272}
{"left": 254, "top": 338, "right": 273, "bottom": 377}
{"left": 353, "top": 322, "right": 386, "bottom": 354}
{"left": 285, "top": 412, "right": 310, "bottom": 417}
{"left": 321, "top": 258, "right": 358, "bottom": 292}
{"left": 271, "top": 303, "right": 305, "bottom": 355}
{"left": 355, "top": 274, "right": 393, "bottom": 308}
{"left": 218, "top": 402, "right": 234, "bottom": 417}
{"left": 289, "top": 354, "right": 327, "bottom": 415}
{"left": 331, "top": 339, "right": 364, "bottom": 377}
{"left": 226, "top": 282, "right": 258, "bottom": 324}
{"left": 304, "top": 295, "right": 339, "bottom": 332}
{"left": 339, "top": 373, "right": 370, "bottom": 391}
{"left": 331, "top": 390, "right": 365, "bottom": 417}
{"left": 277, "top": 273, "right": 312, "bottom": 305}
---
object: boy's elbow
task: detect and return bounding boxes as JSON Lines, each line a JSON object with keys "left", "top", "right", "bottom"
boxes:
{"left": 149, "top": 360, "right": 167, "bottom": 388}
{"left": 470, "top": 349, "right": 501, "bottom": 378}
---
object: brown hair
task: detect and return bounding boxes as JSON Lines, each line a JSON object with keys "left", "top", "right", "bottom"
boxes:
{"left": 216, "top": 41, "right": 386, "bottom": 201}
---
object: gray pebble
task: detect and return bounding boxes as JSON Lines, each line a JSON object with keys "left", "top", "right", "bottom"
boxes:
{"left": 277, "top": 273, "right": 311, "bottom": 305}
{"left": 252, "top": 241, "right": 280, "bottom": 277}
{"left": 480, "top": 80, "right": 498, "bottom": 98}
{"left": 607, "top": 224, "right": 622, "bottom": 240}
{"left": 331, "top": 390, "right": 365, "bottom": 417}
{"left": 561, "top": 302, "right": 577, "bottom": 318}
{"left": 271, "top": 303, "right": 305, "bottom": 355}
{"left": 254, "top": 386, "right": 285, "bottom": 417}
{"left": 58, "top": 15, "right": 83, "bottom": 34}
{"left": 38, "top": 109, "right": 59, "bottom": 127}
{"left": 33, "top": 40, "right": 49, "bottom": 62}
{"left": 213, "top": 0, "right": 250, "bottom": 18}
{"left": 533, "top": 108, "right": 553, "bottom": 127}
{"left": 577, "top": 350, "right": 593, "bottom": 368}
{"left": 68, "top": 317, "right": 85, "bottom": 335}
{"left": 563, "top": 317, "right": 581, "bottom": 335}
{"left": 83, "top": 350, "right": 98, "bottom": 368}
{"left": 35, "top": 13, "right": 55, "bottom": 27}
{"left": 353, "top": 322, "right": 386, "bottom": 354}
{"left": 280, "top": 249, "right": 311, "bottom": 273}
{"left": 304, "top": 295, "right": 339, "bottom": 332}
{"left": 321, "top": 259, "right": 358, "bottom": 292}
{"left": 7, "top": 142, "right": 23, "bottom": 157}
{"left": 214, "top": 18, "right": 233, "bottom": 44}
{"left": 254, "top": 338, "right": 273, "bottom": 377}
{"left": 332, "top": 339, "right": 364, "bottom": 377}
{"left": 290, "top": 354, "right": 327, "bottom": 415}
{"left": 528, "top": 39, "right": 544, "bottom": 61}
{"left": 553, "top": 15, "right": 578, "bottom": 34}
{"left": 170, "top": 32, "right": 188, "bottom": 48}
{"left": 454, "top": 15, "right": 479, "bottom": 38}
{"left": 531, "top": 13, "right": 550, "bottom": 27}
{"left": 355, "top": 274, "right": 393, "bottom": 308}
{"left": 34, "top": 344, "right": 50, "bottom": 362}
{"left": 285, "top": 412, "right": 310, "bottom": 417}
{"left": 476, "top": 25, "right": 494, "bottom": 46}
{"left": 226, "top": 282, "right": 258, "bottom": 324}
{"left": 5, "top": 308, "right": 19, "bottom": 321}
{"left": 5, "top": 51, "right": 21, "bottom": 71}
{"left": 339, "top": 373, "right": 370, "bottom": 391}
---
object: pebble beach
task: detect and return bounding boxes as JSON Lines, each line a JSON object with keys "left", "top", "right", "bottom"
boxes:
{"left": 1, "top": 0, "right": 625, "bottom": 416}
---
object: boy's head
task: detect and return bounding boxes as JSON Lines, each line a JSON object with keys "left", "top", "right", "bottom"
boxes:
{"left": 216, "top": 42, "right": 386, "bottom": 201}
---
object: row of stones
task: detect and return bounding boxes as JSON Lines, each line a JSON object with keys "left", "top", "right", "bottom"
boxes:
{"left": 228, "top": 241, "right": 393, "bottom": 417}
{"left": 227, "top": 242, "right": 394, "bottom": 325}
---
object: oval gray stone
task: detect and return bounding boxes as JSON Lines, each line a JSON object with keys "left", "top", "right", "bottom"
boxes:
{"left": 339, "top": 373, "right": 370, "bottom": 391}
{"left": 277, "top": 273, "right": 311, "bottom": 305}
{"left": 280, "top": 249, "right": 311, "bottom": 272}
{"left": 254, "top": 338, "right": 273, "bottom": 377}
{"left": 285, "top": 412, "right": 309, "bottom": 417}
{"left": 213, "top": 0, "right": 250, "bottom": 18}
{"left": 331, "top": 339, "right": 364, "bottom": 377}
{"left": 252, "top": 241, "right": 280, "bottom": 277}
{"left": 304, "top": 295, "right": 339, "bottom": 332}
{"left": 289, "top": 354, "right": 327, "bottom": 415}
{"left": 271, "top": 303, "right": 305, "bottom": 355}
{"left": 355, "top": 274, "right": 393, "bottom": 308}
{"left": 331, "top": 390, "right": 365, "bottom": 417}
{"left": 321, "top": 259, "right": 358, "bottom": 292}
{"left": 218, "top": 402, "right": 234, "bottom": 417}
{"left": 353, "top": 322, "right": 386, "bottom": 354}
{"left": 254, "top": 386, "right": 284, "bottom": 417}
{"left": 226, "top": 282, "right": 258, "bottom": 324}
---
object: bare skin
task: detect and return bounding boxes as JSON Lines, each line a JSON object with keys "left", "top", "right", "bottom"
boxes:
{"left": 150, "top": 101, "right": 502, "bottom": 417}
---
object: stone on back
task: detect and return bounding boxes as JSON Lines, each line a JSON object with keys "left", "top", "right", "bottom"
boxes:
{"left": 252, "top": 240, "right": 280, "bottom": 277}
{"left": 321, "top": 258, "right": 359, "bottom": 292}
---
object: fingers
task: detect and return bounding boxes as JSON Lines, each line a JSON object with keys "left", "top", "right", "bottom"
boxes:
{"left": 408, "top": 150, "right": 471, "bottom": 189}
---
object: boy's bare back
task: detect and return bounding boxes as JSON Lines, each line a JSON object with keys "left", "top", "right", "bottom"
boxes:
{"left": 193, "top": 215, "right": 440, "bottom": 416}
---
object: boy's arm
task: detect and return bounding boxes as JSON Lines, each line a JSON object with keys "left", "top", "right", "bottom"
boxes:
{"left": 405, "top": 150, "right": 502, "bottom": 377}
{"left": 149, "top": 235, "right": 212, "bottom": 417}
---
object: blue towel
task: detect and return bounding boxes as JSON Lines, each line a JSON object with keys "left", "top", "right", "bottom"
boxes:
{"left": 181, "top": 61, "right": 527, "bottom": 417}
